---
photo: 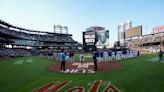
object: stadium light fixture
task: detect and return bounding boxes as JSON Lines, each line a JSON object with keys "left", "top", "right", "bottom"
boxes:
{"left": 54, "top": 25, "right": 68, "bottom": 34}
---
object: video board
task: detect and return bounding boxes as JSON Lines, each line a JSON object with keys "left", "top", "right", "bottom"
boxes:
{"left": 83, "top": 31, "right": 97, "bottom": 52}
{"left": 125, "top": 25, "right": 142, "bottom": 38}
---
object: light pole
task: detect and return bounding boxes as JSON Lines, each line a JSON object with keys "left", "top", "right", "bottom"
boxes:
{"left": 54, "top": 25, "right": 68, "bottom": 34}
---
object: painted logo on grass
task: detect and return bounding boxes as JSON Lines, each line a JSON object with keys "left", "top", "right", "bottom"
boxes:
{"left": 64, "top": 62, "right": 95, "bottom": 73}
{"left": 33, "top": 80, "right": 121, "bottom": 92}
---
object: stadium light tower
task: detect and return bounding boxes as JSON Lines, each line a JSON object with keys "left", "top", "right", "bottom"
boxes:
{"left": 118, "top": 25, "right": 121, "bottom": 42}
{"left": 123, "top": 20, "right": 132, "bottom": 47}
{"left": 118, "top": 20, "right": 132, "bottom": 47}
{"left": 63, "top": 26, "right": 68, "bottom": 34}
{"left": 118, "top": 23, "right": 124, "bottom": 46}
{"left": 54, "top": 24, "right": 56, "bottom": 33}
{"left": 54, "top": 25, "right": 68, "bottom": 34}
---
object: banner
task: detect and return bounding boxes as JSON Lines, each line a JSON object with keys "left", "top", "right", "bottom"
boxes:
{"left": 153, "top": 26, "right": 164, "bottom": 33}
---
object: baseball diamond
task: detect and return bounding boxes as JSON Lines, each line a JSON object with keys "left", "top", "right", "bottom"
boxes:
{"left": 1, "top": 1, "right": 164, "bottom": 92}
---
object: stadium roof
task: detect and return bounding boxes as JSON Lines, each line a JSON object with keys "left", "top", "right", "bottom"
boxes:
{"left": 142, "top": 32, "right": 164, "bottom": 37}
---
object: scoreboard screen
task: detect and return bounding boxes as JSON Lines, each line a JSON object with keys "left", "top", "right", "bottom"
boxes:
{"left": 83, "top": 31, "right": 97, "bottom": 52}
{"left": 125, "top": 25, "right": 142, "bottom": 38}
{"left": 84, "top": 32, "right": 96, "bottom": 45}
{"left": 95, "top": 30, "right": 109, "bottom": 46}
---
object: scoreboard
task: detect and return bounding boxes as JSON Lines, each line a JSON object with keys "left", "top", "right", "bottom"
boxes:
{"left": 84, "top": 32, "right": 95, "bottom": 45}
{"left": 83, "top": 26, "right": 109, "bottom": 52}
{"left": 83, "top": 31, "right": 97, "bottom": 52}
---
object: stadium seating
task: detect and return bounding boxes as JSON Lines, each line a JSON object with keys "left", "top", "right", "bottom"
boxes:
{"left": 128, "top": 33, "right": 164, "bottom": 52}
{"left": 0, "top": 20, "right": 80, "bottom": 59}
{"left": 0, "top": 48, "right": 31, "bottom": 59}
{"left": 0, "top": 27, "right": 75, "bottom": 42}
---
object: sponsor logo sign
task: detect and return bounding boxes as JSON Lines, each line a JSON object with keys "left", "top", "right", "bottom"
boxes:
{"left": 153, "top": 26, "right": 164, "bottom": 33}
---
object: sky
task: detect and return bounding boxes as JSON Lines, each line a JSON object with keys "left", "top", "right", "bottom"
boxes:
{"left": 0, "top": 0, "right": 164, "bottom": 43}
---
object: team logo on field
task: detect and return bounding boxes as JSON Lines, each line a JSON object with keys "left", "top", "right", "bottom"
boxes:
{"left": 33, "top": 80, "right": 121, "bottom": 92}
{"left": 72, "top": 62, "right": 94, "bottom": 68}
{"left": 64, "top": 62, "right": 95, "bottom": 73}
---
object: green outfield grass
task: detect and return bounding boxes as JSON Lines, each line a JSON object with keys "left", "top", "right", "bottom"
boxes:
{"left": 0, "top": 54, "right": 164, "bottom": 92}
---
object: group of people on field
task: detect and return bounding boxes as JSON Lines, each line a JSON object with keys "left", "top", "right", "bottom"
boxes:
{"left": 58, "top": 48, "right": 163, "bottom": 73}
{"left": 65, "top": 51, "right": 74, "bottom": 63}
{"left": 59, "top": 49, "right": 139, "bottom": 71}
{"left": 59, "top": 49, "right": 98, "bottom": 72}
{"left": 58, "top": 49, "right": 140, "bottom": 72}
{"left": 94, "top": 50, "right": 139, "bottom": 61}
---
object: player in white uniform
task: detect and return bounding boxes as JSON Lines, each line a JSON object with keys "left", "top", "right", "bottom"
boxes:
{"left": 79, "top": 52, "right": 85, "bottom": 64}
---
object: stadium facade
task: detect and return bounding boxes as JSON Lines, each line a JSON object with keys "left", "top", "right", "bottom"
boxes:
{"left": 0, "top": 20, "right": 81, "bottom": 54}
{"left": 126, "top": 25, "right": 164, "bottom": 52}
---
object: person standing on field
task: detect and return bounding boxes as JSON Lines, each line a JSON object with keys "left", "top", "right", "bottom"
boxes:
{"left": 69, "top": 51, "right": 74, "bottom": 63}
{"left": 79, "top": 52, "right": 85, "bottom": 65}
{"left": 92, "top": 52, "right": 98, "bottom": 71}
{"left": 59, "top": 49, "right": 66, "bottom": 72}
{"left": 158, "top": 49, "right": 163, "bottom": 62}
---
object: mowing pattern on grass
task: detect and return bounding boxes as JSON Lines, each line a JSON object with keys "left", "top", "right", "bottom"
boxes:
{"left": 14, "top": 58, "right": 33, "bottom": 65}
{"left": 147, "top": 57, "right": 164, "bottom": 63}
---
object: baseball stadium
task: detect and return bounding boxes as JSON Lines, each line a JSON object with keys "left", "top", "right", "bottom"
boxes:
{"left": 0, "top": 0, "right": 164, "bottom": 92}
